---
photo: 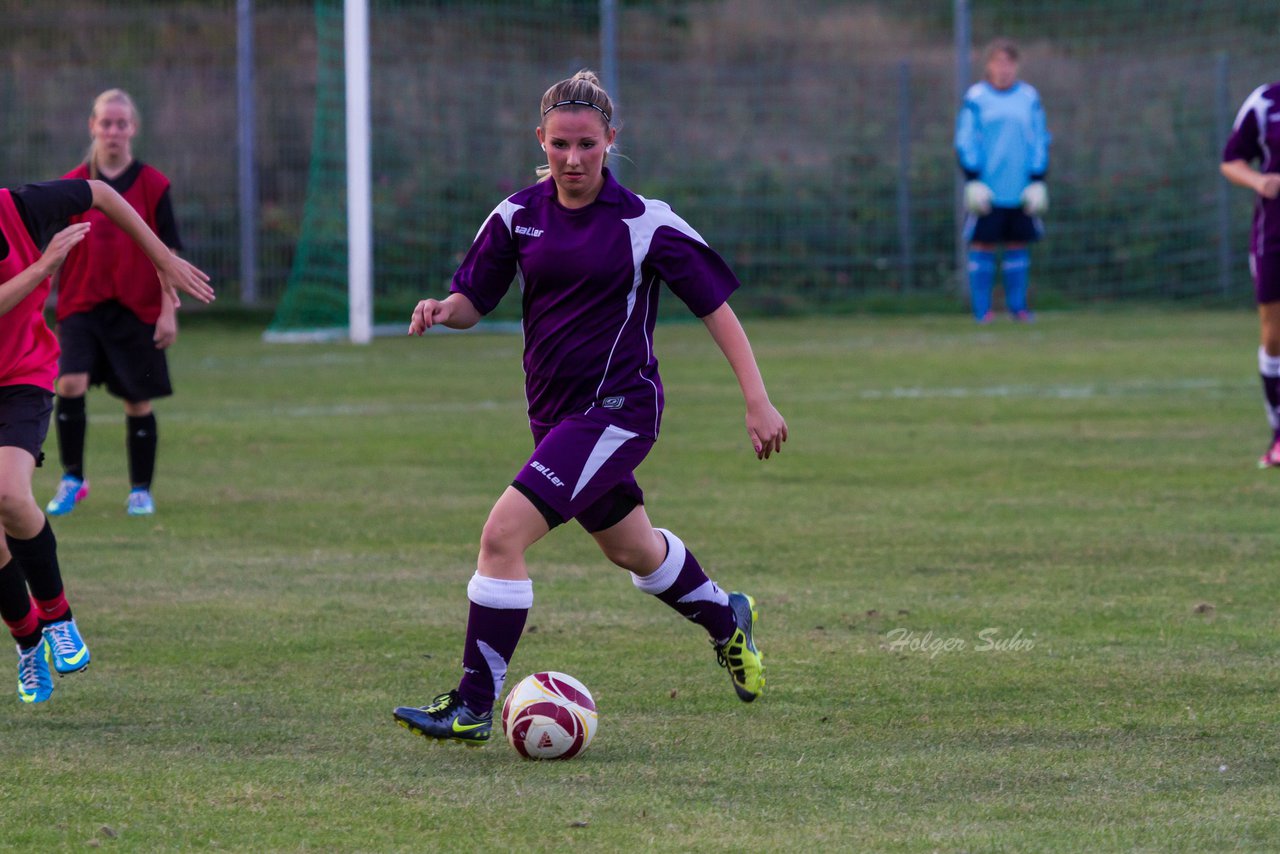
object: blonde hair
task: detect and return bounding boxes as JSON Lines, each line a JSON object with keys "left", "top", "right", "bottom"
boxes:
{"left": 536, "top": 69, "right": 615, "bottom": 181}
{"left": 84, "top": 88, "right": 140, "bottom": 179}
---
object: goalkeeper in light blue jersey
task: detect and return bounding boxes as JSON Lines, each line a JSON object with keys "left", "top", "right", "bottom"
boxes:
{"left": 955, "top": 38, "right": 1052, "bottom": 322}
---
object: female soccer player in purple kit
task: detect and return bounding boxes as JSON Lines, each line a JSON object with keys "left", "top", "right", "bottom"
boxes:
{"left": 0, "top": 177, "right": 212, "bottom": 703}
{"left": 1222, "top": 81, "right": 1280, "bottom": 468}
{"left": 393, "top": 70, "right": 788, "bottom": 745}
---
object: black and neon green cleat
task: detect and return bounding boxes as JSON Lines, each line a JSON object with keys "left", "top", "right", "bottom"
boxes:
{"left": 394, "top": 690, "right": 492, "bottom": 746}
{"left": 714, "top": 592, "right": 764, "bottom": 702}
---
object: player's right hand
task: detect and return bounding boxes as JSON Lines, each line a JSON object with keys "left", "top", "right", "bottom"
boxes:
{"left": 40, "top": 222, "right": 92, "bottom": 275}
{"left": 158, "top": 256, "right": 215, "bottom": 306}
{"left": 1258, "top": 174, "right": 1280, "bottom": 200}
{"left": 964, "top": 180, "right": 993, "bottom": 215}
{"left": 409, "top": 298, "right": 452, "bottom": 335}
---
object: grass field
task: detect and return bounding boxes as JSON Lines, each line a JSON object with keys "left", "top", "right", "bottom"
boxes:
{"left": 2, "top": 309, "right": 1278, "bottom": 851}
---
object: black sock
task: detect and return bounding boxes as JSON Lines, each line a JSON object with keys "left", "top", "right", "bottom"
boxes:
{"left": 0, "top": 559, "right": 31, "bottom": 625}
{"left": 55, "top": 395, "right": 87, "bottom": 480}
{"left": 0, "top": 561, "right": 41, "bottom": 649}
{"left": 127, "top": 412, "right": 157, "bottom": 489}
{"left": 6, "top": 522, "right": 63, "bottom": 605}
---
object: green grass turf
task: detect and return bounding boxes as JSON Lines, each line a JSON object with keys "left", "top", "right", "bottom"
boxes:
{"left": 2, "top": 309, "right": 1278, "bottom": 851}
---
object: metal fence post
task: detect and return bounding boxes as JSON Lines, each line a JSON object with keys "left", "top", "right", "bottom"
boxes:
{"left": 1215, "top": 51, "right": 1232, "bottom": 297}
{"left": 953, "top": 0, "right": 970, "bottom": 295}
{"left": 897, "top": 60, "right": 913, "bottom": 293}
{"left": 600, "top": 0, "right": 619, "bottom": 179}
{"left": 237, "top": 0, "right": 258, "bottom": 305}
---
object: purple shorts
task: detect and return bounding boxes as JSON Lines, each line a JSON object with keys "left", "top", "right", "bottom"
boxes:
{"left": 512, "top": 412, "right": 654, "bottom": 533}
{"left": 1251, "top": 251, "right": 1280, "bottom": 304}
{"left": 0, "top": 385, "right": 52, "bottom": 466}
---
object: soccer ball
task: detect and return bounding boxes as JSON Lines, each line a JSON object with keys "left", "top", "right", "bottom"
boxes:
{"left": 501, "top": 671, "right": 597, "bottom": 760}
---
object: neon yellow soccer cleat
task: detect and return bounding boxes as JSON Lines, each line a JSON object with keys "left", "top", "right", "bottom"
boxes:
{"left": 714, "top": 592, "right": 764, "bottom": 702}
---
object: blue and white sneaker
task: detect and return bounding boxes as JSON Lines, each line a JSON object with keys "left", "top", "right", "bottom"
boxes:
{"left": 126, "top": 488, "right": 155, "bottom": 516}
{"left": 46, "top": 475, "right": 89, "bottom": 516}
{"left": 43, "top": 618, "right": 90, "bottom": 675}
{"left": 17, "top": 640, "right": 54, "bottom": 704}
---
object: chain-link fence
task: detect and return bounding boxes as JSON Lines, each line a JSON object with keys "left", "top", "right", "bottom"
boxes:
{"left": 1, "top": 1, "right": 1273, "bottom": 322}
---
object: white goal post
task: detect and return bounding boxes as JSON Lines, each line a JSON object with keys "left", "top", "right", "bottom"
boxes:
{"left": 345, "top": 0, "right": 372, "bottom": 344}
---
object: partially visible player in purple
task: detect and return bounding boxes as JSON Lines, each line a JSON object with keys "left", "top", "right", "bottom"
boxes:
{"left": 1222, "top": 81, "right": 1280, "bottom": 468}
{"left": 393, "top": 69, "right": 787, "bottom": 745}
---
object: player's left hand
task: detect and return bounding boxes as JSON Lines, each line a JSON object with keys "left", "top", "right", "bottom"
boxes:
{"left": 1021, "top": 181, "right": 1049, "bottom": 216}
{"left": 746, "top": 402, "right": 788, "bottom": 460}
{"left": 154, "top": 311, "right": 178, "bottom": 349}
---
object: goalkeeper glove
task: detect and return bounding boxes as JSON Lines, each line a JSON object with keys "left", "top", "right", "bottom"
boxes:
{"left": 1021, "top": 181, "right": 1049, "bottom": 216}
{"left": 963, "top": 181, "right": 993, "bottom": 215}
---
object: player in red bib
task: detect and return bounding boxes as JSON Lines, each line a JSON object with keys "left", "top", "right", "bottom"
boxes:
{"left": 46, "top": 90, "right": 187, "bottom": 517}
{"left": 1, "top": 174, "right": 212, "bottom": 703}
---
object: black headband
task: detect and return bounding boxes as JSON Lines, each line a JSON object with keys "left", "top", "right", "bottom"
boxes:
{"left": 542, "top": 99, "right": 611, "bottom": 123}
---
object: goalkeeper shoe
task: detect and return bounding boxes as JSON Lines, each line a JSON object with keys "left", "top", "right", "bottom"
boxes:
{"left": 1258, "top": 438, "right": 1280, "bottom": 469}
{"left": 17, "top": 640, "right": 54, "bottom": 704}
{"left": 713, "top": 592, "right": 765, "bottom": 703}
{"left": 46, "top": 475, "right": 89, "bottom": 517}
{"left": 43, "top": 618, "right": 90, "bottom": 675}
{"left": 394, "top": 690, "right": 492, "bottom": 746}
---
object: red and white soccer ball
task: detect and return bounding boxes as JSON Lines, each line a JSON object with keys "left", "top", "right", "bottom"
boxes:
{"left": 501, "top": 671, "right": 597, "bottom": 760}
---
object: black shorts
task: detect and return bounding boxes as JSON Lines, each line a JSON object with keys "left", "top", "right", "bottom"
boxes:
{"left": 0, "top": 385, "right": 52, "bottom": 466}
{"left": 965, "top": 206, "right": 1044, "bottom": 245}
{"left": 58, "top": 300, "right": 172, "bottom": 402}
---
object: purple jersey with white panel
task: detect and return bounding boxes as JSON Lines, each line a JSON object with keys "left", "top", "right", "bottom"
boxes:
{"left": 1223, "top": 82, "right": 1280, "bottom": 258}
{"left": 451, "top": 169, "right": 739, "bottom": 438}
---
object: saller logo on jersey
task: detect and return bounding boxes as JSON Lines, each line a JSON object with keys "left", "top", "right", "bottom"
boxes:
{"left": 601, "top": 396, "right": 624, "bottom": 410}
{"left": 530, "top": 460, "right": 564, "bottom": 487}
{"left": 514, "top": 225, "right": 544, "bottom": 237}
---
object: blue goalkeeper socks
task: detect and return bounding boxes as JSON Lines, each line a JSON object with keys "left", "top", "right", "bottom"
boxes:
{"left": 967, "top": 249, "right": 996, "bottom": 321}
{"left": 1003, "top": 248, "right": 1030, "bottom": 315}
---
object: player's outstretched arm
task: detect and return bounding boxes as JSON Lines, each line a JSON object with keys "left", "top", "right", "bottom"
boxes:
{"left": 87, "top": 180, "right": 214, "bottom": 306}
{"left": 408, "top": 292, "right": 481, "bottom": 335}
{"left": 0, "top": 222, "right": 90, "bottom": 318}
{"left": 701, "top": 301, "right": 788, "bottom": 460}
